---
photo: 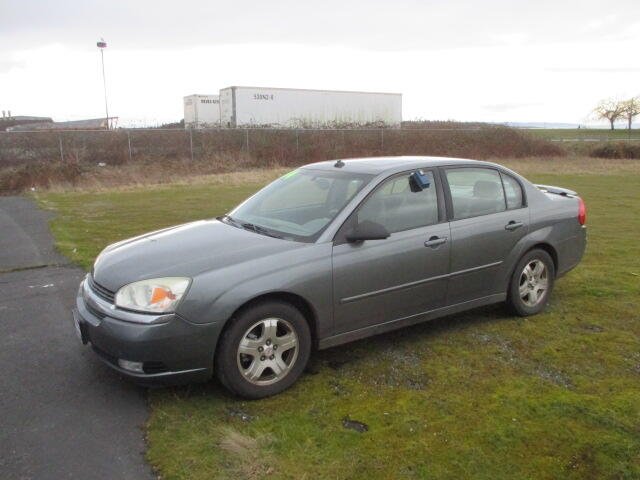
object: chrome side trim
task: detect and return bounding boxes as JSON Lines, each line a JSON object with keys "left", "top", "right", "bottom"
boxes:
{"left": 339, "top": 261, "right": 502, "bottom": 304}
{"left": 321, "top": 293, "right": 506, "bottom": 349}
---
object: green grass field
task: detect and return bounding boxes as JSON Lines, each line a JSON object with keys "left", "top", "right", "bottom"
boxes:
{"left": 37, "top": 165, "right": 640, "bottom": 479}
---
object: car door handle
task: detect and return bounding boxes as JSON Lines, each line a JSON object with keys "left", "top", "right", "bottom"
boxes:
{"left": 505, "top": 221, "right": 524, "bottom": 231}
{"left": 424, "top": 236, "right": 447, "bottom": 248}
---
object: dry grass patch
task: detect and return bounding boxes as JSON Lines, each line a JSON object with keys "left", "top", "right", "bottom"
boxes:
{"left": 218, "top": 428, "right": 275, "bottom": 480}
{"left": 3, "top": 151, "right": 287, "bottom": 194}
{"left": 41, "top": 165, "right": 289, "bottom": 194}
{"left": 30, "top": 155, "right": 640, "bottom": 195}
{"left": 499, "top": 156, "right": 640, "bottom": 175}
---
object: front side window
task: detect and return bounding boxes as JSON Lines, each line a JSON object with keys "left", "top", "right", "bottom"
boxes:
{"left": 228, "top": 168, "right": 373, "bottom": 241}
{"left": 445, "top": 168, "right": 506, "bottom": 219}
{"left": 357, "top": 171, "right": 439, "bottom": 233}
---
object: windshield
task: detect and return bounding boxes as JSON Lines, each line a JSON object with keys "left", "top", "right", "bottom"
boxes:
{"left": 226, "top": 168, "right": 374, "bottom": 242}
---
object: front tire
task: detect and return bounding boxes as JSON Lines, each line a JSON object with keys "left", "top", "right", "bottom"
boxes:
{"left": 507, "top": 249, "right": 555, "bottom": 316}
{"left": 215, "top": 300, "right": 311, "bottom": 399}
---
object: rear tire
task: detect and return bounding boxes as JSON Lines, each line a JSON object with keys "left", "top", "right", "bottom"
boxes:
{"left": 507, "top": 249, "right": 555, "bottom": 317}
{"left": 215, "top": 300, "right": 311, "bottom": 399}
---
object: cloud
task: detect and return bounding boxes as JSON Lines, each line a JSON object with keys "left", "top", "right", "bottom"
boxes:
{"left": 0, "top": 57, "right": 25, "bottom": 74}
{"left": 482, "top": 102, "right": 544, "bottom": 112}
{"left": 1, "top": 0, "right": 639, "bottom": 51}
{"left": 582, "top": 13, "right": 618, "bottom": 32}
{"left": 488, "top": 33, "right": 529, "bottom": 46}
{"left": 546, "top": 67, "right": 640, "bottom": 73}
{"left": 2, "top": 1, "right": 640, "bottom": 124}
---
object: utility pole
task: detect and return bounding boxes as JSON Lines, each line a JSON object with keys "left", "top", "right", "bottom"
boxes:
{"left": 97, "top": 38, "right": 109, "bottom": 129}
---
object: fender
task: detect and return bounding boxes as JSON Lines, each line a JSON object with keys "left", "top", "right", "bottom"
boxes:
{"left": 498, "top": 225, "right": 558, "bottom": 293}
{"left": 177, "top": 243, "right": 333, "bottom": 336}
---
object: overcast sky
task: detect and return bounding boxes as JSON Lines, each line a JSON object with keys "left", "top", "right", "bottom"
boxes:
{"left": 1, "top": 0, "right": 639, "bottom": 126}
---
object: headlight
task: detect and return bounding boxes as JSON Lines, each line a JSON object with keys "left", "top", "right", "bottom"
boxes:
{"left": 115, "top": 277, "right": 190, "bottom": 313}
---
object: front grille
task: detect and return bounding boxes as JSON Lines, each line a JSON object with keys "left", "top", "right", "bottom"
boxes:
{"left": 85, "top": 301, "right": 105, "bottom": 320}
{"left": 88, "top": 275, "right": 115, "bottom": 303}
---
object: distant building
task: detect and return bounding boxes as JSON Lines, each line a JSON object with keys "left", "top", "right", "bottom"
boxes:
{"left": 219, "top": 86, "right": 402, "bottom": 128}
{"left": 183, "top": 94, "right": 220, "bottom": 129}
{"left": 6, "top": 117, "right": 117, "bottom": 131}
{"left": 0, "top": 114, "right": 53, "bottom": 131}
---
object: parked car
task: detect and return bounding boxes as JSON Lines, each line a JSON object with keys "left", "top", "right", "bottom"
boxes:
{"left": 73, "top": 156, "right": 587, "bottom": 398}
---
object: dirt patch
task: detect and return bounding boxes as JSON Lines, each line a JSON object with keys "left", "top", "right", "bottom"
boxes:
{"left": 342, "top": 418, "right": 369, "bottom": 433}
{"left": 218, "top": 428, "right": 274, "bottom": 479}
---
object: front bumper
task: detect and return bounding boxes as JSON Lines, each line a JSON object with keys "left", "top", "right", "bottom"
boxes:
{"left": 74, "top": 277, "right": 216, "bottom": 386}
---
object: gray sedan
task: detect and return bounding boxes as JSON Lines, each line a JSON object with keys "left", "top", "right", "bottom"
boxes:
{"left": 73, "top": 156, "right": 586, "bottom": 398}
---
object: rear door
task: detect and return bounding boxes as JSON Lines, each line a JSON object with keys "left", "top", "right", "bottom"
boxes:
{"left": 442, "top": 166, "right": 529, "bottom": 304}
{"left": 332, "top": 169, "right": 450, "bottom": 334}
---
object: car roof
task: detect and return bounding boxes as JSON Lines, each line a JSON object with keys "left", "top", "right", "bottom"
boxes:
{"left": 303, "top": 156, "right": 498, "bottom": 175}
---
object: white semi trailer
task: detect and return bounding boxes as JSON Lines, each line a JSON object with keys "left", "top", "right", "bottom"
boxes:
{"left": 183, "top": 94, "right": 220, "bottom": 128}
{"left": 219, "top": 86, "right": 401, "bottom": 128}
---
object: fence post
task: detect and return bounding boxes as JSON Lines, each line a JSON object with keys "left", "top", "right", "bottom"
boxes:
{"left": 296, "top": 130, "right": 299, "bottom": 154}
{"left": 127, "top": 130, "right": 133, "bottom": 162}
{"left": 380, "top": 129, "right": 384, "bottom": 152}
{"left": 189, "top": 129, "right": 194, "bottom": 161}
{"left": 245, "top": 129, "right": 249, "bottom": 152}
{"left": 58, "top": 135, "right": 64, "bottom": 162}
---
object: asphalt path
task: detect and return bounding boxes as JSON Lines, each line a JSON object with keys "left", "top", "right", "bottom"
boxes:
{"left": 0, "top": 197, "right": 154, "bottom": 479}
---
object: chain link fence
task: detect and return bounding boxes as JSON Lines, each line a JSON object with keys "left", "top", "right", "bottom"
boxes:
{"left": 0, "top": 126, "right": 563, "bottom": 168}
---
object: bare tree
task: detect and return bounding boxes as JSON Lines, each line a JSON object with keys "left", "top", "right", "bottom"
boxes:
{"left": 621, "top": 97, "right": 640, "bottom": 130}
{"left": 593, "top": 99, "right": 625, "bottom": 130}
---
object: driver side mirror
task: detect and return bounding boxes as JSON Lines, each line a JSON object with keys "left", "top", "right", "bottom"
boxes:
{"left": 346, "top": 220, "right": 390, "bottom": 242}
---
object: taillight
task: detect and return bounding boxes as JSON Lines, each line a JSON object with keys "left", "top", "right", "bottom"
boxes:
{"left": 578, "top": 197, "right": 586, "bottom": 225}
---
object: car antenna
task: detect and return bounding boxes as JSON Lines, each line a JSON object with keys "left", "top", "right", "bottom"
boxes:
{"left": 334, "top": 159, "right": 345, "bottom": 168}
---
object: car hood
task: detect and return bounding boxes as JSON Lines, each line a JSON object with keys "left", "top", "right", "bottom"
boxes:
{"left": 92, "top": 220, "right": 303, "bottom": 291}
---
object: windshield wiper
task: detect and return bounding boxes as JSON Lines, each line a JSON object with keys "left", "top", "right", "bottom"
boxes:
{"left": 218, "top": 214, "right": 284, "bottom": 239}
{"left": 218, "top": 214, "right": 241, "bottom": 226}
{"left": 240, "top": 222, "right": 284, "bottom": 239}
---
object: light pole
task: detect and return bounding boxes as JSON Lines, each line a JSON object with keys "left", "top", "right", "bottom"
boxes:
{"left": 97, "top": 38, "right": 109, "bottom": 129}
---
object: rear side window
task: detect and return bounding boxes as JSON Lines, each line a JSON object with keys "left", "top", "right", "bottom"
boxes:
{"left": 445, "top": 168, "right": 506, "bottom": 219}
{"left": 501, "top": 173, "right": 524, "bottom": 209}
{"left": 357, "top": 171, "right": 438, "bottom": 233}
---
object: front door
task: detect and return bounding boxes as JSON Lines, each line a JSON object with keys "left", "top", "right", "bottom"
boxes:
{"left": 332, "top": 170, "right": 450, "bottom": 335}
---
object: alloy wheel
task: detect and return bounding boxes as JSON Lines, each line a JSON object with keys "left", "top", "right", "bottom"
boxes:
{"left": 518, "top": 259, "right": 549, "bottom": 307}
{"left": 236, "top": 318, "right": 299, "bottom": 386}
